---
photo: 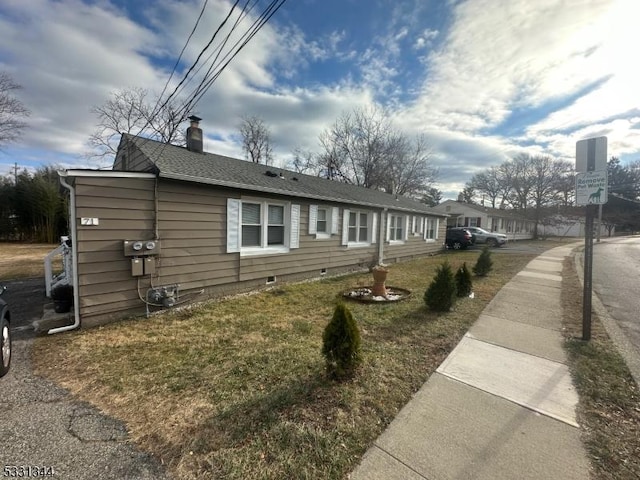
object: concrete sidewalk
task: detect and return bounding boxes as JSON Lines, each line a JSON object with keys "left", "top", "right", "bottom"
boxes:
{"left": 351, "top": 245, "right": 591, "bottom": 480}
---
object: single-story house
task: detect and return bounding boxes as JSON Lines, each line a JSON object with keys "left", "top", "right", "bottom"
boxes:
{"left": 429, "top": 200, "right": 535, "bottom": 241}
{"left": 55, "top": 118, "right": 448, "bottom": 329}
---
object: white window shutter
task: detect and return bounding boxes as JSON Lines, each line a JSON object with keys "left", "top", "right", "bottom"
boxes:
{"left": 386, "top": 213, "right": 391, "bottom": 242}
{"left": 412, "top": 216, "right": 417, "bottom": 234}
{"left": 290, "top": 204, "right": 300, "bottom": 249}
{"left": 308, "top": 205, "right": 317, "bottom": 235}
{"left": 371, "top": 212, "right": 378, "bottom": 244}
{"left": 404, "top": 216, "right": 410, "bottom": 241}
{"left": 331, "top": 207, "right": 340, "bottom": 234}
{"left": 341, "top": 209, "right": 350, "bottom": 245}
{"left": 227, "top": 198, "right": 241, "bottom": 253}
{"left": 435, "top": 218, "right": 440, "bottom": 239}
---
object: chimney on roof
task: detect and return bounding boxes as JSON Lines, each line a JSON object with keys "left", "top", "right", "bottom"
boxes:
{"left": 186, "top": 115, "right": 203, "bottom": 154}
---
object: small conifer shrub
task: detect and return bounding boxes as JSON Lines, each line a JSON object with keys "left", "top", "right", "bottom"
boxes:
{"left": 424, "top": 261, "right": 457, "bottom": 312}
{"left": 322, "top": 303, "right": 362, "bottom": 379}
{"left": 473, "top": 246, "right": 493, "bottom": 276}
{"left": 455, "top": 262, "right": 473, "bottom": 297}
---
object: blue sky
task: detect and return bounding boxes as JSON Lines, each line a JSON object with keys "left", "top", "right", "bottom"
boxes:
{"left": 0, "top": 0, "right": 638, "bottom": 199}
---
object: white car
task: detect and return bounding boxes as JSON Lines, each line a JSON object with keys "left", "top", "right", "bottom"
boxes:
{"left": 465, "top": 227, "right": 508, "bottom": 247}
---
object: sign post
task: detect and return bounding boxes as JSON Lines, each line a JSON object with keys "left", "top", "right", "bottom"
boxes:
{"left": 575, "top": 137, "right": 607, "bottom": 341}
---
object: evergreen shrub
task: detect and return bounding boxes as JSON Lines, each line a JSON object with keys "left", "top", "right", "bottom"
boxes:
{"left": 322, "top": 303, "right": 362, "bottom": 379}
{"left": 473, "top": 246, "right": 493, "bottom": 276}
{"left": 424, "top": 261, "right": 457, "bottom": 312}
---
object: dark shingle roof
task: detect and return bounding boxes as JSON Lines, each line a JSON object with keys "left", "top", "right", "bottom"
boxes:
{"left": 121, "top": 134, "right": 446, "bottom": 216}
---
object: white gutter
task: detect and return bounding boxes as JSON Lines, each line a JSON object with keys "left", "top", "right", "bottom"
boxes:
{"left": 49, "top": 171, "right": 80, "bottom": 334}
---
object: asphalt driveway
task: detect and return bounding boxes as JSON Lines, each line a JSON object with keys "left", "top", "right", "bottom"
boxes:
{"left": 0, "top": 278, "right": 170, "bottom": 479}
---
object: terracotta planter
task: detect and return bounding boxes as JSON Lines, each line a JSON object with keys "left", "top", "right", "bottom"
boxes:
{"left": 371, "top": 268, "right": 389, "bottom": 297}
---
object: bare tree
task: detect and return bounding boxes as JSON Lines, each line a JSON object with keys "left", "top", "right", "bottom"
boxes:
{"left": 528, "top": 156, "right": 571, "bottom": 238}
{"left": 385, "top": 133, "right": 438, "bottom": 196}
{"left": 288, "top": 147, "right": 317, "bottom": 175}
{"left": 467, "top": 166, "right": 510, "bottom": 208}
{"left": 0, "top": 72, "right": 30, "bottom": 148}
{"left": 239, "top": 115, "right": 273, "bottom": 165}
{"left": 317, "top": 106, "right": 437, "bottom": 197}
{"left": 88, "top": 87, "right": 188, "bottom": 159}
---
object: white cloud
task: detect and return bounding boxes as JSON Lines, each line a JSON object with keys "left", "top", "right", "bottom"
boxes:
{"left": 413, "top": 28, "right": 439, "bottom": 50}
{"left": 1, "top": 0, "right": 638, "bottom": 200}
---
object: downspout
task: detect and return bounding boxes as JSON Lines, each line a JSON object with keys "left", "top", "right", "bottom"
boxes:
{"left": 378, "top": 208, "right": 387, "bottom": 265}
{"left": 49, "top": 171, "right": 80, "bottom": 334}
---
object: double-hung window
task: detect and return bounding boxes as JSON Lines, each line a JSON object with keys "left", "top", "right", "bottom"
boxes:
{"left": 308, "top": 205, "right": 339, "bottom": 239}
{"left": 387, "top": 213, "right": 408, "bottom": 244}
{"left": 241, "top": 203, "right": 261, "bottom": 247}
{"left": 349, "top": 212, "right": 369, "bottom": 242}
{"left": 227, "top": 199, "right": 300, "bottom": 255}
{"left": 267, "top": 205, "right": 285, "bottom": 245}
{"left": 425, "top": 217, "right": 438, "bottom": 241}
{"left": 342, "top": 209, "right": 377, "bottom": 247}
{"left": 389, "top": 215, "right": 404, "bottom": 241}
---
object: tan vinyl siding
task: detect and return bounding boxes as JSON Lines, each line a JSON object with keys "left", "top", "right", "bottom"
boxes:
{"left": 113, "top": 142, "right": 154, "bottom": 171}
{"left": 74, "top": 176, "right": 156, "bottom": 327}
{"left": 74, "top": 176, "right": 446, "bottom": 327}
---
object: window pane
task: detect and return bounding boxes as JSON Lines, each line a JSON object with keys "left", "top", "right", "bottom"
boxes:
{"left": 349, "top": 212, "right": 357, "bottom": 227}
{"left": 348, "top": 227, "right": 357, "bottom": 242}
{"left": 242, "top": 203, "right": 261, "bottom": 224}
{"left": 360, "top": 213, "right": 367, "bottom": 226}
{"left": 268, "top": 226, "right": 284, "bottom": 245}
{"left": 359, "top": 225, "right": 368, "bottom": 242}
{"left": 242, "top": 225, "right": 261, "bottom": 246}
{"left": 268, "top": 205, "right": 284, "bottom": 225}
{"left": 317, "top": 208, "right": 327, "bottom": 233}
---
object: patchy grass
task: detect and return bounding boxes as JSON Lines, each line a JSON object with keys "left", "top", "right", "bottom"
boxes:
{"left": 0, "top": 242, "right": 61, "bottom": 281}
{"left": 34, "top": 251, "right": 538, "bottom": 479}
{"left": 561, "top": 258, "right": 640, "bottom": 479}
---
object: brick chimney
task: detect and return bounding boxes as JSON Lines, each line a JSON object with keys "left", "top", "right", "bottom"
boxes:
{"left": 186, "top": 115, "right": 203, "bottom": 153}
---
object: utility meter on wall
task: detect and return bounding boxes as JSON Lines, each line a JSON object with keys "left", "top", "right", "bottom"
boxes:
{"left": 123, "top": 239, "right": 160, "bottom": 257}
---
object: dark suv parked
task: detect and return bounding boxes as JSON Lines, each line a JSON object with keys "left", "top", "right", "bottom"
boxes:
{"left": 445, "top": 227, "right": 473, "bottom": 250}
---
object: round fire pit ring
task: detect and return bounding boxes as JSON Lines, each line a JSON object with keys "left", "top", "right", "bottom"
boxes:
{"left": 342, "top": 286, "right": 412, "bottom": 304}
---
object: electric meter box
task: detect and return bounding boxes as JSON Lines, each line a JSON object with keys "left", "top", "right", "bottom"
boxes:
{"left": 123, "top": 239, "right": 160, "bottom": 257}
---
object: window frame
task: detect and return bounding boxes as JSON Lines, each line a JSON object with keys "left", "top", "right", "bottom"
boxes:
{"left": 342, "top": 209, "right": 376, "bottom": 248}
{"left": 424, "top": 217, "right": 439, "bottom": 242}
{"left": 309, "top": 205, "right": 339, "bottom": 240}
{"left": 227, "top": 198, "right": 300, "bottom": 256}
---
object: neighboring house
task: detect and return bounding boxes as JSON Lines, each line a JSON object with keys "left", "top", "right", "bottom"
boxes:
{"left": 536, "top": 205, "right": 616, "bottom": 238}
{"left": 57, "top": 119, "right": 447, "bottom": 328}
{"left": 537, "top": 213, "right": 613, "bottom": 237}
{"left": 430, "top": 200, "right": 535, "bottom": 241}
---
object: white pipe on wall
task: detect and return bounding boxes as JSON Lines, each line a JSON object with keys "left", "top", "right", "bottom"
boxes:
{"left": 49, "top": 171, "right": 80, "bottom": 334}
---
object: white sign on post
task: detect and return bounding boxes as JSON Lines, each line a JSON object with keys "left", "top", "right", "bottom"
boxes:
{"left": 576, "top": 171, "right": 608, "bottom": 205}
{"left": 576, "top": 136, "right": 607, "bottom": 172}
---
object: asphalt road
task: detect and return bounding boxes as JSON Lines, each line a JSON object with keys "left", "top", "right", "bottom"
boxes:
{"left": 0, "top": 278, "right": 170, "bottom": 480}
{"left": 592, "top": 236, "right": 640, "bottom": 358}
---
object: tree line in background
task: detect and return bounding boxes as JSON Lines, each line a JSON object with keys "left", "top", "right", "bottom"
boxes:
{"left": 0, "top": 166, "right": 68, "bottom": 243}
{"left": 1, "top": 72, "right": 67, "bottom": 243}
{"left": 463, "top": 154, "right": 640, "bottom": 235}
